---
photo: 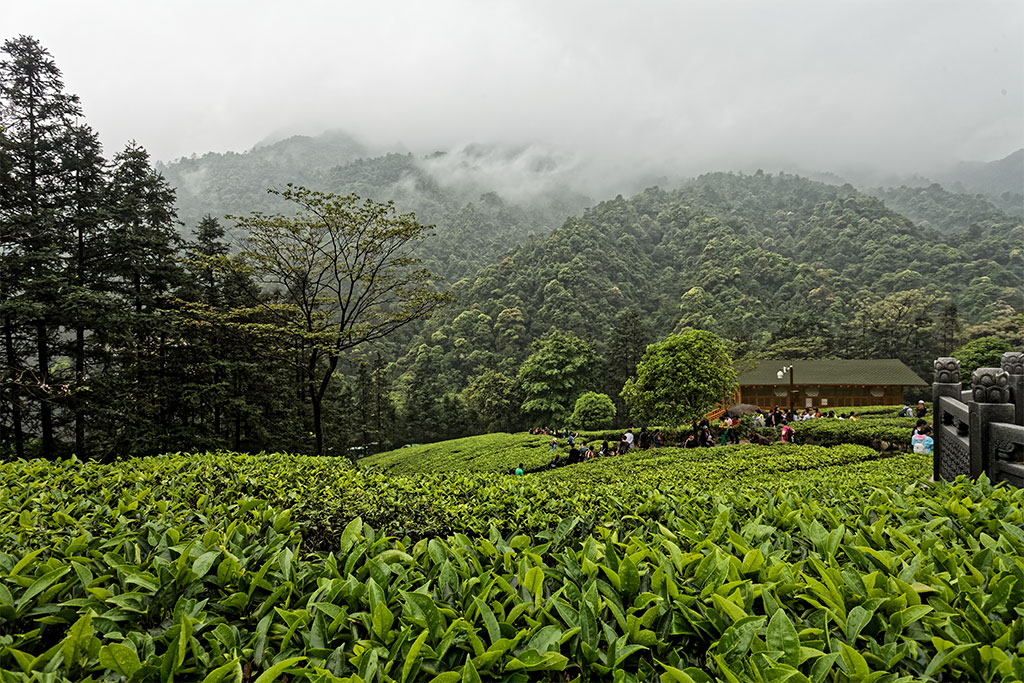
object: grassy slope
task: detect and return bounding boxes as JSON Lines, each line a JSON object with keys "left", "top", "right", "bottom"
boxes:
{"left": 360, "top": 432, "right": 552, "bottom": 474}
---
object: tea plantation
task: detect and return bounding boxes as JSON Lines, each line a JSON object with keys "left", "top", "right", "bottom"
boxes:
{"left": 2, "top": 426, "right": 1023, "bottom": 681}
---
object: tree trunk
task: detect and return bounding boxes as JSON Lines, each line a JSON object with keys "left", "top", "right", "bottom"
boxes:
{"left": 75, "top": 325, "right": 86, "bottom": 457}
{"left": 213, "top": 364, "right": 222, "bottom": 437}
{"left": 309, "top": 354, "right": 339, "bottom": 456}
{"left": 3, "top": 316, "right": 25, "bottom": 459}
{"left": 158, "top": 331, "right": 167, "bottom": 435}
{"left": 37, "top": 320, "right": 54, "bottom": 459}
{"left": 233, "top": 368, "right": 241, "bottom": 451}
{"left": 74, "top": 205, "right": 87, "bottom": 458}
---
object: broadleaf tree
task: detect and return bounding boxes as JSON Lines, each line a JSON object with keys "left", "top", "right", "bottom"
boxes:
{"left": 232, "top": 185, "right": 448, "bottom": 456}
{"left": 571, "top": 391, "right": 616, "bottom": 430}
{"left": 621, "top": 330, "right": 737, "bottom": 427}
{"left": 462, "top": 368, "right": 523, "bottom": 433}
{"left": 951, "top": 336, "right": 1015, "bottom": 386}
{"left": 518, "top": 329, "right": 595, "bottom": 426}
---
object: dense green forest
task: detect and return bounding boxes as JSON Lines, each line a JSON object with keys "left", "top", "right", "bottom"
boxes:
{"left": 394, "top": 173, "right": 1022, "bottom": 438}
{"left": 2, "top": 36, "right": 1022, "bottom": 459}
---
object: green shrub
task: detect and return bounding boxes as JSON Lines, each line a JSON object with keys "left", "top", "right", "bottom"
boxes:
{"left": 0, "top": 450, "right": 1020, "bottom": 681}
{"left": 571, "top": 391, "right": 616, "bottom": 429}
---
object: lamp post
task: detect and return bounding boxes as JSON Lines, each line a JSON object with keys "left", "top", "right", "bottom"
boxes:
{"left": 777, "top": 365, "right": 794, "bottom": 411}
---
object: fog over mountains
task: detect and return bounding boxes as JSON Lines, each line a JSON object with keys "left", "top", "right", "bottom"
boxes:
{"left": 158, "top": 128, "right": 1023, "bottom": 238}
{"left": 6, "top": 1, "right": 1021, "bottom": 182}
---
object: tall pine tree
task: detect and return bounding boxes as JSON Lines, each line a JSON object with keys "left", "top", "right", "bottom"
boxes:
{"left": 0, "top": 35, "right": 84, "bottom": 458}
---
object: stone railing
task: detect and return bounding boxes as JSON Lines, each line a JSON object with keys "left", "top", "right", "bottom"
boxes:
{"left": 932, "top": 352, "right": 1024, "bottom": 487}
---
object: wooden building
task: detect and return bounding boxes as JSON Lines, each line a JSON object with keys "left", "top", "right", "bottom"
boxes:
{"left": 736, "top": 359, "right": 927, "bottom": 410}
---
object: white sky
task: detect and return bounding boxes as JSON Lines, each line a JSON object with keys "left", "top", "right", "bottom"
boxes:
{"left": 3, "top": 0, "right": 1022, "bottom": 172}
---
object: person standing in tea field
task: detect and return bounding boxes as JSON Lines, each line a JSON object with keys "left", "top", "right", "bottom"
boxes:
{"left": 780, "top": 421, "right": 794, "bottom": 443}
{"left": 912, "top": 425, "right": 934, "bottom": 454}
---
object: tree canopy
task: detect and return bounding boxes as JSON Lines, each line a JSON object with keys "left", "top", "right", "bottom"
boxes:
{"left": 231, "top": 185, "right": 448, "bottom": 455}
{"left": 518, "top": 330, "right": 595, "bottom": 426}
{"left": 621, "top": 330, "right": 737, "bottom": 427}
{"left": 952, "top": 336, "right": 1014, "bottom": 386}
{"left": 571, "top": 391, "right": 616, "bottom": 430}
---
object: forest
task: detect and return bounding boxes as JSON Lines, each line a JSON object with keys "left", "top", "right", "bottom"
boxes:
{"left": 2, "top": 35, "right": 1023, "bottom": 460}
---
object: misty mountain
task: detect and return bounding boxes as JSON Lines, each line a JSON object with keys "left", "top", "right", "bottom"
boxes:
{"left": 157, "top": 132, "right": 593, "bottom": 282}
{"left": 866, "top": 183, "right": 1022, "bottom": 233}
{"left": 156, "top": 130, "right": 369, "bottom": 229}
{"left": 768, "top": 150, "right": 1023, "bottom": 219}
{"left": 851, "top": 149, "right": 1024, "bottom": 219}
{"left": 935, "top": 148, "right": 1023, "bottom": 199}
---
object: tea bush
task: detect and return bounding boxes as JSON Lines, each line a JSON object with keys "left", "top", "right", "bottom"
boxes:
{"left": 0, "top": 440, "right": 1020, "bottom": 681}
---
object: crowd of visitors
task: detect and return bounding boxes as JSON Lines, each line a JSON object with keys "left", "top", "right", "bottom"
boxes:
{"left": 518, "top": 402, "right": 932, "bottom": 475}
{"left": 525, "top": 426, "right": 666, "bottom": 470}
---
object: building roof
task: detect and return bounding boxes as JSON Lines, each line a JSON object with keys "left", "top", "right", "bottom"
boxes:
{"left": 737, "top": 359, "right": 928, "bottom": 387}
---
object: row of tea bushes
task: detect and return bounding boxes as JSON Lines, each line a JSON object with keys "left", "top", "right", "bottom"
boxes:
{"left": 1, "top": 443, "right": 920, "bottom": 548}
{"left": 360, "top": 434, "right": 552, "bottom": 476}
{"left": 789, "top": 419, "right": 920, "bottom": 451}
{"left": 540, "top": 444, "right": 911, "bottom": 490}
{"left": 360, "top": 432, "right": 918, "bottom": 480}
{"left": 0, "top": 450, "right": 1020, "bottom": 681}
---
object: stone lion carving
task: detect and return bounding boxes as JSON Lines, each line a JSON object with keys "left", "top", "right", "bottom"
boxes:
{"left": 971, "top": 367, "right": 1010, "bottom": 403}
{"left": 934, "top": 357, "right": 960, "bottom": 384}
{"left": 1001, "top": 352, "right": 1024, "bottom": 376}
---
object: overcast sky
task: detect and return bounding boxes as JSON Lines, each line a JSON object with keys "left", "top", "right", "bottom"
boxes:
{"left": 3, "top": 0, "right": 1022, "bottom": 174}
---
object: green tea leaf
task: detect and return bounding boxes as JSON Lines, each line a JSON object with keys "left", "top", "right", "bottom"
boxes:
{"left": 192, "top": 550, "right": 221, "bottom": 578}
{"left": 99, "top": 642, "right": 142, "bottom": 678}
{"left": 253, "top": 656, "right": 306, "bottom": 683}
{"left": 200, "top": 657, "right": 244, "bottom": 683}
{"left": 60, "top": 612, "right": 94, "bottom": 669}
{"left": 339, "top": 517, "right": 363, "bottom": 556}
{"left": 401, "top": 629, "right": 429, "bottom": 683}
{"left": 404, "top": 591, "right": 444, "bottom": 642}
{"left": 767, "top": 610, "right": 801, "bottom": 667}
{"left": 472, "top": 596, "right": 501, "bottom": 645}
{"left": 16, "top": 566, "right": 70, "bottom": 611}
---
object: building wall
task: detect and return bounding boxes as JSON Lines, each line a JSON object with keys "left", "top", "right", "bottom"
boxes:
{"left": 739, "top": 385, "right": 905, "bottom": 410}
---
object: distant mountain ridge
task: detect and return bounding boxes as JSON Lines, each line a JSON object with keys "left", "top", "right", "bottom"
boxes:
{"left": 154, "top": 131, "right": 1022, "bottom": 316}
{"left": 937, "top": 148, "right": 1023, "bottom": 197}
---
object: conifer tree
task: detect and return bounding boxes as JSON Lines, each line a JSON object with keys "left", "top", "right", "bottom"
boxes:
{"left": 62, "top": 123, "right": 107, "bottom": 457}
{"left": 100, "top": 142, "right": 181, "bottom": 454}
{"left": 0, "top": 35, "right": 84, "bottom": 458}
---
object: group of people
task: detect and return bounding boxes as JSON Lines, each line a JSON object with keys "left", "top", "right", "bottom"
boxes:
{"left": 899, "top": 400, "right": 930, "bottom": 419}
{"left": 912, "top": 418, "right": 934, "bottom": 454}
{"left": 514, "top": 401, "right": 936, "bottom": 476}
{"left": 683, "top": 415, "right": 771, "bottom": 448}
{"left": 752, "top": 406, "right": 860, "bottom": 428}
{"left": 526, "top": 427, "right": 665, "bottom": 473}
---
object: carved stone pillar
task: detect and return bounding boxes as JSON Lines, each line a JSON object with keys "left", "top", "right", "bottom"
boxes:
{"left": 969, "top": 367, "right": 1014, "bottom": 479}
{"left": 1002, "top": 352, "right": 1024, "bottom": 427}
{"left": 932, "top": 357, "right": 962, "bottom": 481}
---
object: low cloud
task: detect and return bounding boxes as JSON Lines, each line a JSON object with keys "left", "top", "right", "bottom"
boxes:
{"left": 3, "top": 0, "right": 1020, "bottom": 182}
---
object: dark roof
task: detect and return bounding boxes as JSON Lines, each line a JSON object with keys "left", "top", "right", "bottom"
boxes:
{"left": 737, "top": 359, "right": 928, "bottom": 387}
